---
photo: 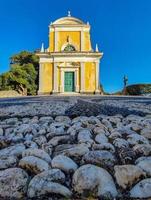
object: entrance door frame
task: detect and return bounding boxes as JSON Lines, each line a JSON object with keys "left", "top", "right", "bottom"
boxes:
{"left": 60, "top": 67, "right": 79, "bottom": 93}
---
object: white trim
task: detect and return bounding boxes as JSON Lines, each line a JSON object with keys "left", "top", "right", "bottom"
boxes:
{"left": 60, "top": 67, "right": 79, "bottom": 93}
{"left": 50, "top": 27, "right": 90, "bottom": 32}
{"left": 81, "top": 30, "right": 84, "bottom": 51}
{"left": 38, "top": 52, "right": 103, "bottom": 57}
{"left": 40, "top": 58, "right": 53, "bottom": 63}
{"left": 54, "top": 57, "right": 100, "bottom": 62}
{"left": 75, "top": 69, "right": 79, "bottom": 92}
{"left": 49, "top": 27, "right": 55, "bottom": 32}
{"left": 55, "top": 31, "right": 58, "bottom": 51}
{"left": 40, "top": 57, "right": 100, "bottom": 63}
{"left": 52, "top": 63, "right": 58, "bottom": 93}
{"left": 61, "top": 68, "right": 77, "bottom": 71}
{"left": 58, "top": 62, "right": 80, "bottom": 68}
{"left": 80, "top": 62, "right": 85, "bottom": 92}
{"left": 38, "top": 63, "right": 43, "bottom": 93}
{"left": 95, "top": 61, "right": 100, "bottom": 93}
{"left": 60, "top": 68, "right": 64, "bottom": 92}
{"left": 52, "top": 17, "right": 85, "bottom": 25}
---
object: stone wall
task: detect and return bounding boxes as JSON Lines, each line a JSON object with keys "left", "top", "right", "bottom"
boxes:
{"left": 0, "top": 90, "right": 22, "bottom": 98}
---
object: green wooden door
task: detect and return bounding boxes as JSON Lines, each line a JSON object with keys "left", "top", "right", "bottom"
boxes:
{"left": 64, "top": 72, "right": 74, "bottom": 92}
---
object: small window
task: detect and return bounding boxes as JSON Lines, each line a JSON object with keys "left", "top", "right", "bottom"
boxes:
{"left": 63, "top": 44, "right": 76, "bottom": 52}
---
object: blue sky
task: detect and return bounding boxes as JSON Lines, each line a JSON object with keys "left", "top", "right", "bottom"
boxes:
{"left": 0, "top": 0, "right": 151, "bottom": 92}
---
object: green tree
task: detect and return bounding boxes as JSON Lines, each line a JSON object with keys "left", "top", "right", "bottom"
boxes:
{"left": 0, "top": 72, "right": 13, "bottom": 91}
{"left": 11, "top": 51, "right": 39, "bottom": 91}
{"left": 9, "top": 64, "right": 37, "bottom": 95}
{"left": 10, "top": 51, "right": 39, "bottom": 71}
{"left": 0, "top": 75, "right": 2, "bottom": 89}
{"left": 0, "top": 51, "right": 39, "bottom": 95}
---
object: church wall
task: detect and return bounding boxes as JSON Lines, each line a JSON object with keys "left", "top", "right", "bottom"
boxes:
{"left": 49, "top": 30, "right": 92, "bottom": 52}
{"left": 49, "top": 32, "right": 55, "bottom": 52}
{"left": 57, "top": 31, "right": 81, "bottom": 51}
{"left": 58, "top": 68, "right": 61, "bottom": 92}
{"left": 84, "top": 62, "right": 96, "bottom": 92}
{"left": 41, "top": 63, "right": 53, "bottom": 93}
{"left": 38, "top": 16, "right": 102, "bottom": 95}
{"left": 84, "top": 32, "right": 91, "bottom": 51}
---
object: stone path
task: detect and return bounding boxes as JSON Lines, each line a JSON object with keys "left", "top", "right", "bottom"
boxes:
{"left": 0, "top": 95, "right": 151, "bottom": 118}
{"left": 0, "top": 96, "right": 151, "bottom": 199}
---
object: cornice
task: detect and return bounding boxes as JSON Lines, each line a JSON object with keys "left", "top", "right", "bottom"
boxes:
{"left": 36, "top": 51, "right": 103, "bottom": 58}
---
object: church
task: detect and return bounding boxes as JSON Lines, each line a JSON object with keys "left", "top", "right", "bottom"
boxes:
{"left": 37, "top": 12, "right": 103, "bottom": 95}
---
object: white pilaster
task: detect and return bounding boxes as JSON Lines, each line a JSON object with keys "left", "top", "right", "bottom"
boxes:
{"left": 60, "top": 68, "right": 64, "bottom": 92}
{"left": 55, "top": 30, "right": 58, "bottom": 51}
{"left": 95, "top": 61, "right": 100, "bottom": 94}
{"left": 75, "top": 69, "right": 79, "bottom": 92}
{"left": 80, "top": 62, "right": 85, "bottom": 93}
{"left": 38, "top": 63, "right": 43, "bottom": 94}
{"left": 53, "top": 63, "right": 58, "bottom": 93}
{"left": 81, "top": 29, "right": 84, "bottom": 51}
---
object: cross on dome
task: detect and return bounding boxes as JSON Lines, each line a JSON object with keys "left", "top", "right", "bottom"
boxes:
{"left": 68, "top": 11, "right": 71, "bottom": 17}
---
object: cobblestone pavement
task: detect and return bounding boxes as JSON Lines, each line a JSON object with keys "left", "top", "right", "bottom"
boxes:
{"left": 0, "top": 95, "right": 151, "bottom": 199}
{"left": 0, "top": 95, "right": 151, "bottom": 118}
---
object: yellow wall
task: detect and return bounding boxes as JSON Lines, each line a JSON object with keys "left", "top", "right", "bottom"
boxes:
{"left": 85, "top": 62, "right": 96, "bottom": 92}
{"left": 49, "top": 30, "right": 92, "bottom": 52}
{"left": 58, "top": 31, "right": 81, "bottom": 51}
{"left": 40, "top": 62, "right": 97, "bottom": 93}
{"left": 41, "top": 63, "right": 53, "bottom": 93}
{"left": 49, "top": 32, "right": 55, "bottom": 52}
{"left": 84, "top": 32, "right": 91, "bottom": 51}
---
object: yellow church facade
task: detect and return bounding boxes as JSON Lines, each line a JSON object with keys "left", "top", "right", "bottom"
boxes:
{"left": 37, "top": 12, "right": 103, "bottom": 95}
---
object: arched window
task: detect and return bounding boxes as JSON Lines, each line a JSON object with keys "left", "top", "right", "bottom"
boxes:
{"left": 63, "top": 44, "right": 76, "bottom": 52}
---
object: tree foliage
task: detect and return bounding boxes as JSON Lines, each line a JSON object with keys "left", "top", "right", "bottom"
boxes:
{"left": 0, "top": 51, "right": 39, "bottom": 95}
{"left": 125, "top": 84, "right": 151, "bottom": 95}
{"left": 10, "top": 51, "right": 39, "bottom": 71}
